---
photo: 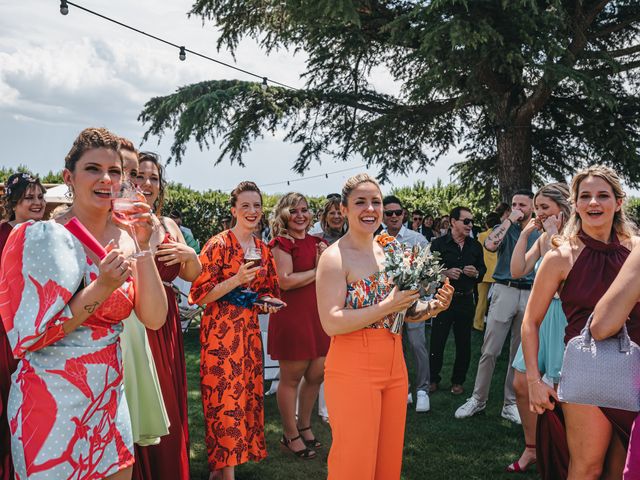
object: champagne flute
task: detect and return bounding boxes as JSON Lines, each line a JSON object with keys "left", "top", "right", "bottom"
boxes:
{"left": 111, "top": 183, "right": 148, "bottom": 257}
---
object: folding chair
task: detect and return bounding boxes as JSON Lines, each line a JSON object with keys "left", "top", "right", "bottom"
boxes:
{"left": 163, "top": 281, "right": 204, "bottom": 333}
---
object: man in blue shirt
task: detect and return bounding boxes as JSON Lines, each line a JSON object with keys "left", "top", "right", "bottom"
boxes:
{"left": 382, "top": 195, "right": 431, "bottom": 413}
{"left": 455, "top": 190, "right": 540, "bottom": 424}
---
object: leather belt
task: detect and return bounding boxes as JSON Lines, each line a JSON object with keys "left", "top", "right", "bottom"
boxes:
{"left": 495, "top": 279, "right": 532, "bottom": 290}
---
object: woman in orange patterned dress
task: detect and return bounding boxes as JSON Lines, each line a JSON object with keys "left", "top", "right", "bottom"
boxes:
{"left": 189, "top": 181, "right": 283, "bottom": 480}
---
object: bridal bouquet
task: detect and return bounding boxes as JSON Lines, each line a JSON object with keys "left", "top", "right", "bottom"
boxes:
{"left": 382, "top": 237, "right": 445, "bottom": 334}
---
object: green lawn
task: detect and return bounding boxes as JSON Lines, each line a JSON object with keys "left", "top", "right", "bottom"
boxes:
{"left": 184, "top": 327, "right": 539, "bottom": 480}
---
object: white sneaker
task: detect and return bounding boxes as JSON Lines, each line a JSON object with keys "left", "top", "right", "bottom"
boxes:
{"left": 501, "top": 404, "right": 522, "bottom": 424}
{"left": 407, "top": 392, "right": 413, "bottom": 405}
{"left": 265, "top": 380, "right": 279, "bottom": 396}
{"left": 454, "top": 397, "right": 486, "bottom": 419}
{"left": 415, "top": 390, "right": 430, "bottom": 413}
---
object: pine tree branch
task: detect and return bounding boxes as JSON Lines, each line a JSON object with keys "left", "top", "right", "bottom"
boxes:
{"left": 590, "top": 13, "right": 640, "bottom": 38}
{"left": 585, "top": 43, "right": 640, "bottom": 58}
{"left": 518, "top": 1, "right": 609, "bottom": 121}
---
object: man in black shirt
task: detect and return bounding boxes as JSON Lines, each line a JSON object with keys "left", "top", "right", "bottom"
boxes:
{"left": 429, "top": 206, "right": 486, "bottom": 395}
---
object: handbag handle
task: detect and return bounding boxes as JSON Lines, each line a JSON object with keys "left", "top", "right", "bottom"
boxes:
{"left": 583, "top": 314, "right": 631, "bottom": 353}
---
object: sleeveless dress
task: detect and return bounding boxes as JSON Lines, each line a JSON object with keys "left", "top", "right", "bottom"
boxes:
{"left": 133, "top": 230, "right": 190, "bottom": 480}
{"left": 0, "top": 222, "right": 17, "bottom": 480}
{"left": 0, "top": 220, "right": 135, "bottom": 479}
{"left": 512, "top": 258, "right": 567, "bottom": 382}
{"left": 537, "top": 231, "right": 640, "bottom": 480}
{"left": 268, "top": 235, "right": 330, "bottom": 360}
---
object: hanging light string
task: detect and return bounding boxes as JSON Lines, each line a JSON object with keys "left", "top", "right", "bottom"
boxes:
{"left": 58, "top": 0, "right": 297, "bottom": 90}
{"left": 221, "top": 164, "right": 367, "bottom": 192}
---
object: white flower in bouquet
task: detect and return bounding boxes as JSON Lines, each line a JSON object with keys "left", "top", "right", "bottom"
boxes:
{"left": 382, "top": 239, "right": 445, "bottom": 333}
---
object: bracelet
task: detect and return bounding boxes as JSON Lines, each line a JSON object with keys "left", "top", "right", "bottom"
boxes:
{"left": 527, "top": 377, "right": 543, "bottom": 385}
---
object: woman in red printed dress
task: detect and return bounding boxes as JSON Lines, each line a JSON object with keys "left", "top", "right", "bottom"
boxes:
{"left": 0, "top": 173, "right": 46, "bottom": 480}
{"left": 0, "top": 127, "right": 167, "bottom": 480}
{"left": 268, "top": 192, "right": 329, "bottom": 459}
{"left": 131, "top": 152, "right": 201, "bottom": 480}
{"left": 190, "top": 181, "right": 283, "bottom": 480}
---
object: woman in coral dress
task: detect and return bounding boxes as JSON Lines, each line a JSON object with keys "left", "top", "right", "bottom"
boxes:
{"left": 190, "top": 181, "right": 282, "bottom": 480}
{"left": 0, "top": 172, "right": 46, "bottom": 480}
{"left": 131, "top": 152, "right": 201, "bottom": 480}
{"left": 0, "top": 128, "right": 167, "bottom": 480}
{"left": 316, "top": 173, "right": 453, "bottom": 480}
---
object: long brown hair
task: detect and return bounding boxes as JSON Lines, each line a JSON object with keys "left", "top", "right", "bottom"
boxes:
{"left": 138, "top": 151, "right": 166, "bottom": 215}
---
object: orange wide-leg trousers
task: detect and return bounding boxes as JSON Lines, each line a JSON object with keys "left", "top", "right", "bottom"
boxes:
{"left": 324, "top": 328, "right": 408, "bottom": 480}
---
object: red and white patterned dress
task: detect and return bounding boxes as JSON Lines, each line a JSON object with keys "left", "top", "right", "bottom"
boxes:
{"left": 0, "top": 221, "right": 135, "bottom": 479}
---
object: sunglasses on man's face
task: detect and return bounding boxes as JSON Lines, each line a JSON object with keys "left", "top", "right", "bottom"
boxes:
{"left": 413, "top": 216, "right": 423, "bottom": 221}
{"left": 458, "top": 218, "right": 474, "bottom": 225}
{"left": 384, "top": 209, "right": 404, "bottom": 217}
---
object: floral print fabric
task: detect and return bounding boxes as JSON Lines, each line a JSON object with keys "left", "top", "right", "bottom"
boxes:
{"left": 344, "top": 235, "right": 398, "bottom": 329}
{"left": 0, "top": 221, "right": 135, "bottom": 479}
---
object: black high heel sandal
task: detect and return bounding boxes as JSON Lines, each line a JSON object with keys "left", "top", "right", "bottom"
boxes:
{"left": 280, "top": 434, "right": 317, "bottom": 460}
{"left": 297, "top": 426, "right": 322, "bottom": 449}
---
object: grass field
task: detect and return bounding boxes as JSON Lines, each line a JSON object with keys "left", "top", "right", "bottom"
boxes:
{"left": 184, "top": 327, "right": 539, "bottom": 480}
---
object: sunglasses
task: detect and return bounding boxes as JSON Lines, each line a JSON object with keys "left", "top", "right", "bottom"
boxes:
{"left": 384, "top": 209, "right": 404, "bottom": 217}
{"left": 458, "top": 218, "right": 474, "bottom": 225}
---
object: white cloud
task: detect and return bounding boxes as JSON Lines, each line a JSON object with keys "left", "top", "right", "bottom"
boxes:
{"left": 0, "top": 0, "right": 458, "bottom": 196}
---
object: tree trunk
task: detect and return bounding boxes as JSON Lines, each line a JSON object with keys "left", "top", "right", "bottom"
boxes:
{"left": 496, "top": 121, "right": 533, "bottom": 202}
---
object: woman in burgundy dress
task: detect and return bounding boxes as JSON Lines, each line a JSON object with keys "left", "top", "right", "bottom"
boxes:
{"left": 132, "top": 152, "right": 202, "bottom": 480}
{"left": 268, "top": 192, "right": 330, "bottom": 458}
{"left": 0, "top": 172, "right": 46, "bottom": 480}
{"left": 521, "top": 165, "right": 640, "bottom": 479}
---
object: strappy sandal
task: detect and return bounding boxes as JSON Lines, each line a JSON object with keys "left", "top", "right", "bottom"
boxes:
{"left": 280, "top": 434, "right": 317, "bottom": 460}
{"left": 505, "top": 444, "right": 537, "bottom": 473}
{"left": 297, "top": 426, "right": 322, "bottom": 449}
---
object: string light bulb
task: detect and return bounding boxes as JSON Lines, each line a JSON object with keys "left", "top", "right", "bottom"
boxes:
{"left": 60, "top": 0, "right": 69, "bottom": 15}
{"left": 179, "top": 46, "right": 186, "bottom": 61}
{"left": 262, "top": 77, "right": 268, "bottom": 91}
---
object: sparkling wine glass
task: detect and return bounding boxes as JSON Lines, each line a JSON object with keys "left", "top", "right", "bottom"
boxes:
{"left": 111, "top": 184, "right": 148, "bottom": 257}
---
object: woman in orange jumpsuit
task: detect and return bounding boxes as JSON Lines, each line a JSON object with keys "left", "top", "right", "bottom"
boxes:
{"left": 316, "top": 173, "right": 454, "bottom": 480}
{"left": 190, "top": 181, "right": 283, "bottom": 480}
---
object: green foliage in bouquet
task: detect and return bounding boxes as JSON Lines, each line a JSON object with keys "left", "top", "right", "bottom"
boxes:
{"left": 384, "top": 243, "right": 445, "bottom": 294}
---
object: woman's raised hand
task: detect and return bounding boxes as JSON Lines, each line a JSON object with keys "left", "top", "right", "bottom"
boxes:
{"left": 384, "top": 286, "right": 420, "bottom": 313}
{"left": 96, "top": 248, "right": 131, "bottom": 292}
{"left": 156, "top": 240, "right": 198, "bottom": 266}
{"left": 233, "top": 262, "right": 261, "bottom": 287}
{"left": 430, "top": 277, "right": 454, "bottom": 315}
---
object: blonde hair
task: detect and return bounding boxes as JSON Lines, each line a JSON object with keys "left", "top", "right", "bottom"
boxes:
{"left": 320, "top": 196, "right": 344, "bottom": 234}
{"left": 270, "top": 192, "right": 309, "bottom": 239}
{"left": 554, "top": 165, "right": 635, "bottom": 246}
{"left": 535, "top": 182, "right": 571, "bottom": 224}
{"left": 341, "top": 173, "right": 381, "bottom": 206}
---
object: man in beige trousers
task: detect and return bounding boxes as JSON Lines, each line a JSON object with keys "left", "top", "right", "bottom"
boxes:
{"left": 454, "top": 190, "right": 539, "bottom": 423}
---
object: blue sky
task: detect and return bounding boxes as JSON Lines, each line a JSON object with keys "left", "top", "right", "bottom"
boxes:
{"left": 0, "top": 0, "right": 462, "bottom": 196}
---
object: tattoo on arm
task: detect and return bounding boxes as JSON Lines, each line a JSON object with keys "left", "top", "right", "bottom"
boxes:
{"left": 486, "top": 222, "right": 510, "bottom": 250}
{"left": 84, "top": 301, "right": 99, "bottom": 314}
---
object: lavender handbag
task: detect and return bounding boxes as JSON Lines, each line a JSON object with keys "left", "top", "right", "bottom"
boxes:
{"left": 558, "top": 314, "right": 640, "bottom": 412}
